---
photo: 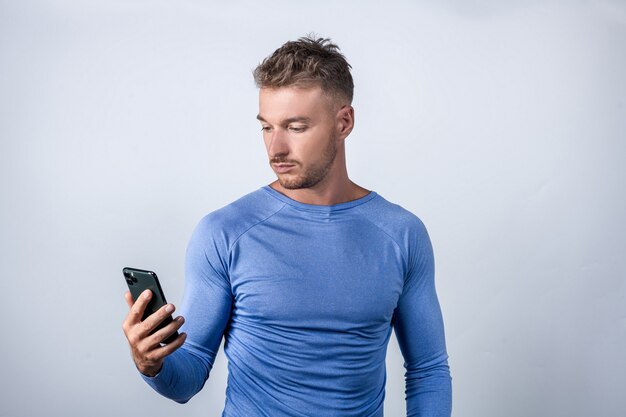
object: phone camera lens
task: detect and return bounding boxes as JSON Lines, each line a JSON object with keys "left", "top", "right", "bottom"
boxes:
{"left": 126, "top": 278, "right": 134, "bottom": 285}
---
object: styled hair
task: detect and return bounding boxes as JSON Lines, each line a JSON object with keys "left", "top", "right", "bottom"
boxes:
{"left": 253, "top": 34, "right": 354, "bottom": 104}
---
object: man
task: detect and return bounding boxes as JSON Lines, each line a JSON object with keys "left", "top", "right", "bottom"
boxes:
{"left": 122, "top": 35, "right": 452, "bottom": 416}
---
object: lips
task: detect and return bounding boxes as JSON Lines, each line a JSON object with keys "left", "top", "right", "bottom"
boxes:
{"left": 273, "top": 163, "right": 295, "bottom": 173}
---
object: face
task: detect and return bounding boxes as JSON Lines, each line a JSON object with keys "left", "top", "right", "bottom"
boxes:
{"left": 257, "top": 86, "right": 341, "bottom": 190}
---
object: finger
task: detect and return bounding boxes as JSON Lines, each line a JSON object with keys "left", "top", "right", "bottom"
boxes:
{"left": 140, "top": 303, "right": 177, "bottom": 337}
{"left": 134, "top": 330, "right": 186, "bottom": 367}
{"left": 122, "top": 291, "right": 137, "bottom": 334}
{"left": 124, "top": 291, "right": 134, "bottom": 309}
{"left": 127, "top": 289, "right": 152, "bottom": 325}
{"left": 153, "top": 332, "right": 187, "bottom": 358}
{"left": 146, "top": 315, "right": 185, "bottom": 347}
{"left": 137, "top": 332, "right": 187, "bottom": 370}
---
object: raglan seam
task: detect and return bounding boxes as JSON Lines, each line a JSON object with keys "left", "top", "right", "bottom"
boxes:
{"left": 354, "top": 204, "right": 410, "bottom": 277}
{"left": 226, "top": 202, "right": 289, "bottom": 254}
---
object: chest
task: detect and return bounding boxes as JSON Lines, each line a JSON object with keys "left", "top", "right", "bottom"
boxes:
{"left": 228, "top": 222, "right": 405, "bottom": 329}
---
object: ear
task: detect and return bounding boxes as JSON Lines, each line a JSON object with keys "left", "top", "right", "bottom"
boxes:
{"left": 336, "top": 105, "right": 355, "bottom": 139}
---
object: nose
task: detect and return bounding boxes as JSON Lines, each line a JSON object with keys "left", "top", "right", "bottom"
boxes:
{"left": 266, "top": 128, "right": 290, "bottom": 159}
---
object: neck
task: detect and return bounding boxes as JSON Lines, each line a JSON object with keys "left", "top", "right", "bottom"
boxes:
{"left": 269, "top": 145, "right": 370, "bottom": 205}
{"left": 269, "top": 171, "right": 370, "bottom": 206}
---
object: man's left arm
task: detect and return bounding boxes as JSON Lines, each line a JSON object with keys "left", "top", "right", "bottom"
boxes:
{"left": 392, "top": 217, "right": 452, "bottom": 417}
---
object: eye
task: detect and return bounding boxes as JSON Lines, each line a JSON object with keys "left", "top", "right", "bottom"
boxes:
{"left": 289, "top": 126, "right": 307, "bottom": 133}
{"left": 261, "top": 126, "right": 272, "bottom": 133}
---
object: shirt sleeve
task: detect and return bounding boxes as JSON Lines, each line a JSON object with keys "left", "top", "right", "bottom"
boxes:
{"left": 140, "top": 214, "right": 233, "bottom": 403}
{"left": 392, "top": 217, "right": 452, "bottom": 417}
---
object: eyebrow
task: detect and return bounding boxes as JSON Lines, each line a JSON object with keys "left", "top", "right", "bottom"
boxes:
{"left": 256, "top": 115, "right": 312, "bottom": 124}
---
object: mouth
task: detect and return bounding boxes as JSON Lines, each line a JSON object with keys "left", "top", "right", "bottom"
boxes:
{"left": 273, "top": 163, "right": 296, "bottom": 173}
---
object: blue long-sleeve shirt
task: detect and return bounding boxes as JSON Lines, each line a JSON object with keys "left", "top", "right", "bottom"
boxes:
{"left": 141, "top": 185, "right": 452, "bottom": 416}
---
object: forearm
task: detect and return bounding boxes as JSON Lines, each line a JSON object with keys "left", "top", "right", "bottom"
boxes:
{"left": 398, "top": 305, "right": 453, "bottom": 417}
{"left": 405, "top": 352, "right": 452, "bottom": 417}
{"left": 140, "top": 342, "right": 213, "bottom": 404}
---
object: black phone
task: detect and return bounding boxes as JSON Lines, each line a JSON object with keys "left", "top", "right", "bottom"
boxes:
{"left": 123, "top": 267, "right": 179, "bottom": 344}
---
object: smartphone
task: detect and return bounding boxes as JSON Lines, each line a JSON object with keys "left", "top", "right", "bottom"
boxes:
{"left": 123, "top": 267, "right": 179, "bottom": 344}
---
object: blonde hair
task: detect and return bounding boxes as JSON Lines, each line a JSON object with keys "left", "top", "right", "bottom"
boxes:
{"left": 253, "top": 34, "right": 354, "bottom": 104}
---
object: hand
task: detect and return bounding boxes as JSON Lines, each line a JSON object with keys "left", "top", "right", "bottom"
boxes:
{"left": 122, "top": 289, "right": 187, "bottom": 377}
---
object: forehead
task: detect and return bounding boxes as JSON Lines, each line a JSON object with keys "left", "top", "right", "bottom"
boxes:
{"left": 257, "top": 86, "right": 333, "bottom": 122}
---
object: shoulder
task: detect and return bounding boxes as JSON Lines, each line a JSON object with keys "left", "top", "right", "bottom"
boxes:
{"left": 361, "top": 194, "right": 435, "bottom": 290}
{"left": 357, "top": 193, "right": 433, "bottom": 279}
{"left": 191, "top": 187, "right": 285, "bottom": 250}
{"left": 358, "top": 193, "right": 430, "bottom": 245}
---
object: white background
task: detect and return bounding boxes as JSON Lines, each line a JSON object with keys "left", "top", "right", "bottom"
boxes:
{"left": 1, "top": 1, "right": 625, "bottom": 416}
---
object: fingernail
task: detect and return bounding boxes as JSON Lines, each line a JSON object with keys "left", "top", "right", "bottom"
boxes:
{"left": 143, "top": 290, "right": 151, "bottom": 298}
{"left": 176, "top": 316, "right": 184, "bottom": 323}
{"left": 165, "top": 304, "right": 174, "bottom": 313}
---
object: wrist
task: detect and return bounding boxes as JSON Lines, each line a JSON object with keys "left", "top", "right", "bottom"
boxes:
{"left": 137, "top": 361, "right": 163, "bottom": 378}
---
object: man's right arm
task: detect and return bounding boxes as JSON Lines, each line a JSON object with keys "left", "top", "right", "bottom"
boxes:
{"left": 122, "top": 215, "right": 234, "bottom": 403}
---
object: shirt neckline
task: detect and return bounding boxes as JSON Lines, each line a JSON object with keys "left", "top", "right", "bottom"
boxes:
{"left": 262, "top": 185, "right": 378, "bottom": 213}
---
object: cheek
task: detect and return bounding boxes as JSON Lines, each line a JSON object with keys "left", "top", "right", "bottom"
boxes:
{"left": 307, "top": 140, "right": 334, "bottom": 163}
{"left": 298, "top": 129, "right": 329, "bottom": 157}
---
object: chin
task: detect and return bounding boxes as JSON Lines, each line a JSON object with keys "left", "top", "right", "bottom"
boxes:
{"left": 278, "top": 180, "right": 299, "bottom": 190}
{"left": 277, "top": 176, "right": 306, "bottom": 190}
{"left": 278, "top": 174, "right": 326, "bottom": 190}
